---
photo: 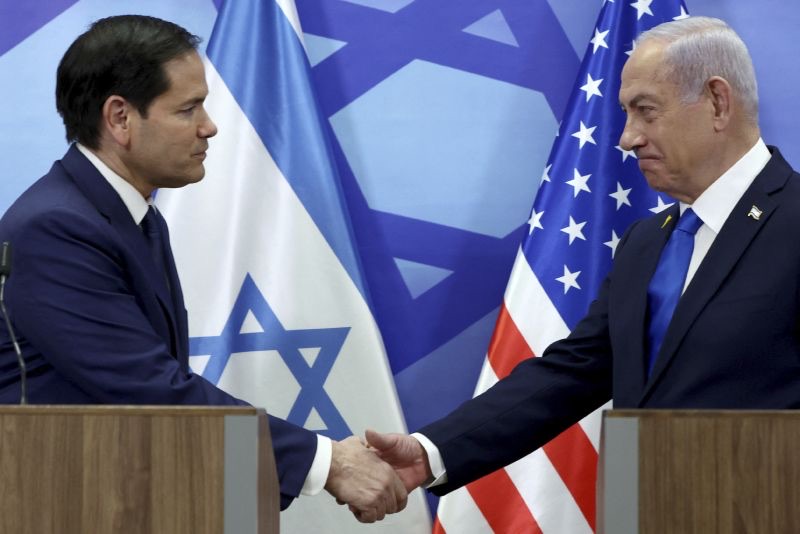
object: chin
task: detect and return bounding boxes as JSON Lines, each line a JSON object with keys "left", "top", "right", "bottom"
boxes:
{"left": 642, "top": 173, "right": 662, "bottom": 191}
{"left": 187, "top": 165, "right": 206, "bottom": 182}
{"left": 168, "top": 174, "right": 205, "bottom": 189}
{"left": 186, "top": 174, "right": 205, "bottom": 185}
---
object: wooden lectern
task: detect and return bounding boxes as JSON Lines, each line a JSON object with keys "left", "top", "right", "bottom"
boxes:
{"left": 597, "top": 410, "right": 800, "bottom": 534}
{"left": 0, "top": 406, "right": 279, "bottom": 534}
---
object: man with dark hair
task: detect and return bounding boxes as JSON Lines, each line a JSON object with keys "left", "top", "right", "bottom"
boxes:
{"left": 56, "top": 15, "right": 203, "bottom": 150}
{"left": 0, "top": 15, "right": 405, "bottom": 522}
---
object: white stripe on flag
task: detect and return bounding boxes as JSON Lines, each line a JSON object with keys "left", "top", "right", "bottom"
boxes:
{"left": 505, "top": 450, "right": 592, "bottom": 534}
{"left": 579, "top": 401, "right": 609, "bottom": 451}
{"left": 503, "top": 252, "right": 609, "bottom": 448}
{"left": 436, "top": 486, "right": 494, "bottom": 534}
{"left": 471, "top": 350, "right": 499, "bottom": 394}
{"left": 503, "top": 248, "right": 570, "bottom": 358}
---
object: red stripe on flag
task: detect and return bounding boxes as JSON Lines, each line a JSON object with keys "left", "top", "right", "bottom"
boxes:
{"left": 487, "top": 302, "right": 599, "bottom": 529}
{"left": 487, "top": 304, "right": 534, "bottom": 378}
{"left": 446, "top": 300, "right": 597, "bottom": 530}
{"left": 432, "top": 517, "right": 445, "bottom": 534}
{"left": 542, "top": 424, "right": 598, "bottom": 530}
{"left": 467, "top": 469, "right": 543, "bottom": 534}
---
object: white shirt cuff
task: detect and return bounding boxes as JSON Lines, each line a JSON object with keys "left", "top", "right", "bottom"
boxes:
{"left": 411, "top": 432, "right": 448, "bottom": 487}
{"left": 301, "top": 434, "right": 332, "bottom": 495}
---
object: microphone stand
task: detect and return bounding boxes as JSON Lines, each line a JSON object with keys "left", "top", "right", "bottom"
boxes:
{"left": 0, "top": 242, "right": 27, "bottom": 404}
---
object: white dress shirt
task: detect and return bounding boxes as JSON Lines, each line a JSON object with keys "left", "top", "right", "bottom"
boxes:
{"left": 680, "top": 138, "right": 770, "bottom": 292}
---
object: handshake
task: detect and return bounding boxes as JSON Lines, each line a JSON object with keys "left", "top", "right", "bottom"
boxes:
{"left": 323, "top": 430, "right": 432, "bottom": 523}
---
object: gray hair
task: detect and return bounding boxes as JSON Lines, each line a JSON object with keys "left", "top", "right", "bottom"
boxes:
{"left": 636, "top": 16, "right": 758, "bottom": 122}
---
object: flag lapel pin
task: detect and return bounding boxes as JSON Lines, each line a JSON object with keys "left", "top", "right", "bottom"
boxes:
{"left": 747, "top": 205, "right": 762, "bottom": 221}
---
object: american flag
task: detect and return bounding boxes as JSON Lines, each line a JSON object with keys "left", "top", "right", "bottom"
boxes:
{"left": 434, "top": 1, "right": 688, "bottom": 532}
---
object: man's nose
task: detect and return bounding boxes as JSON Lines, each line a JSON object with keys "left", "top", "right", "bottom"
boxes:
{"left": 199, "top": 108, "right": 218, "bottom": 139}
{"left": 618, "top": 123, "right": 644, "bottom": 152}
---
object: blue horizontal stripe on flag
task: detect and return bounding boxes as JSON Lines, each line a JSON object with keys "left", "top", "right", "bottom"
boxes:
{"left": 206, "top": 0, "right": 366, "bottom": 296}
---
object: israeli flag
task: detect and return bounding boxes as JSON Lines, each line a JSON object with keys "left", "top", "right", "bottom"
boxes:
{"left": 156, "top": 0, "right": 430, "bottom": 531}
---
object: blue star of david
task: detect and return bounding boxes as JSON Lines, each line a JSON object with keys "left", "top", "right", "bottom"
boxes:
{"left": 189, "top": 273, "right": 352, "bottom": 439}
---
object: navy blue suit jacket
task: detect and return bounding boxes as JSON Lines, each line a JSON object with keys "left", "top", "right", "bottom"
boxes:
{"left": 422, "top": 147, "right": 800, "bottom": 494}
{"left": 0, "top": 145, "right": 316, "bottom": 509}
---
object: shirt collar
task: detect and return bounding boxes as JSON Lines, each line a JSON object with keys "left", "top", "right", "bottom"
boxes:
{"left": 680, "top": 137, "right": 771, "bottom": 233}
{"left": 76, "top": 143, "right": 152, "bottom": 224}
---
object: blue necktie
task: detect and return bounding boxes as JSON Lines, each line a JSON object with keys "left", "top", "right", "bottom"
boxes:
{"left": 646, "top": 208, "right": 703, "bottom": 375}
{"left": 141, "top": 206, "right": 171, "bottom": 291}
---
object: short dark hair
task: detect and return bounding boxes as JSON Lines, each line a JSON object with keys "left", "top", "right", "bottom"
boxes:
{"left": 55, "top": 15, "right": 201, "bottom": 149}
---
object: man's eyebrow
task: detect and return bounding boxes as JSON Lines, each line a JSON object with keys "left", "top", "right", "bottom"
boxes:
{"left": 178, "top": 96, "right": 206, "bottom": 107}
{"left": 620, "top": 93, "right": 657, "bottom": 109}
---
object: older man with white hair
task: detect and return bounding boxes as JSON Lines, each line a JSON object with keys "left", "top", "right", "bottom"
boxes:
{"left": 366, "top": 16, "right": 800, "bottom": 496}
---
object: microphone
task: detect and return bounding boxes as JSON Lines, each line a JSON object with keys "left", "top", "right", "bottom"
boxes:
{"left": 0, "top": 242, "right": 27, "bottom": 404}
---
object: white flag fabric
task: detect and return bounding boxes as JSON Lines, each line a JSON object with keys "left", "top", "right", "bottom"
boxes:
{"left": 156, "top": 0, "right": 430, "bottom": 531}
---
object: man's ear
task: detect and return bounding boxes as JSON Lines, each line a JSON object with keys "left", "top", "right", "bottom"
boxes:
{"left": 101, "top": 95, "right": 133, "bottom": 146}
{"left": 706, "top": 76, "right": 733, "bottom": 132}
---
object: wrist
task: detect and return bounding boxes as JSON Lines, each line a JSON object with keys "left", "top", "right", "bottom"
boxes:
{"left": 325, "top": 440, "right": 342, "bottom": 489}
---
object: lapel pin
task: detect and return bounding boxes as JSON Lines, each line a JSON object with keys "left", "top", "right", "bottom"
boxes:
{"left": 747, "top": 205, "right": 762, "bottom": 221}
{"left": 661, "top": 214, "right": 673, "bottom": 229}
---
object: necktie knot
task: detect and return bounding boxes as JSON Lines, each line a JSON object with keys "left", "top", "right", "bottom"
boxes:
{"left": 676, "top": 208, "right": 703, "bottom": 235}
{"left": 141, "top": 206, "right": 161, "bottom": 240}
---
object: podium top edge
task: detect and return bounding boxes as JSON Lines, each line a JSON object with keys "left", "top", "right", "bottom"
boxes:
{"left": 605, "top": 409, "right": 800, "bottom": 418}
{"left": 0, "top": 405, "right": 263, "bottom": 416}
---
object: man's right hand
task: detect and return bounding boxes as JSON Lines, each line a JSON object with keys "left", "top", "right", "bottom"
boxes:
{"left": 365, "top": 429, "right": 433, "bottom": 492}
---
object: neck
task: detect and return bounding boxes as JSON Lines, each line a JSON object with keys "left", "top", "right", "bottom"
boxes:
{"left": 716, "top": 126, "right": 760, "bottom": 178}
{"left": 88, "top": 145, "right": 154, "bottom": 199}
{"left": 685, "top": 125, "right": 760, "bottom": 203}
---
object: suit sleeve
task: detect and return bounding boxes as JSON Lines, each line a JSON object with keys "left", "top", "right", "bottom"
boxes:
{"left": 6, "top": 207, "right": 317, "bottom": 509}
{"left": 417, "top": 222, "right": 646, "bottom": 495}
{"left": 419, "top": 278, "right": 614, "bottom": 495}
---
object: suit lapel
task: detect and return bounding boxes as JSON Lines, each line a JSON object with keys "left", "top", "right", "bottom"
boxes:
{"left": 641, "top": 148, "right": 791, "bottom": 401}
{"left": 59, "top": 145, "right": 182, "bottom": 353}
{"left": 114, "top": 209, "right": 179, "bottom": 317}
{"left": 156, "top": 210, "right": 189, "bottom": 364}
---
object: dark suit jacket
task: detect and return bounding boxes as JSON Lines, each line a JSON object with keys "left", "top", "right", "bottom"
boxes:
{"left": 0, "top": 145, "right": 316, "bottom": 509}
{"left": 422, "top": 146, "right": 800, "bottom": 494}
